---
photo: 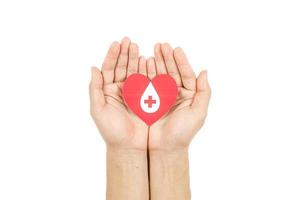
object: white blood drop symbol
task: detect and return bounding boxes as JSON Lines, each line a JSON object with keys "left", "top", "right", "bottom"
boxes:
{"left": 140, "top": 82, "right": 160, "bottom": 113}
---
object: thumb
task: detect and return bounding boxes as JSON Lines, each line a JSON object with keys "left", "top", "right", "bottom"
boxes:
{"left": 192, "top": 70, "right": 211, "bottom": 116}
{"left": 89, "top": 67, "right": 105, "bottom": 111}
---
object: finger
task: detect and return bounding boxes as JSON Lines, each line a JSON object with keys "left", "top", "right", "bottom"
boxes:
{"left": 192, "top": 70, "right": 211, "bottom": 115}
{"left": 174, "top": 47, "right": 196, "bottom": 91}
{"left": 146, "top": 57, "right": 157, "bottom": 79}
{"left": 154, "top": 43, "right": 167, "bottom": 74}
{"left": 89, "top": 67, "right": 105, "bottom": 112}
{"left": 138, "top": 56, "right": 147, "bottom": 76}
{"left": 101, "top": 42, "right": 121, "bottom": 85}
{"left": 161, "top": 43, "right": 182, "bottom": 86}
{"left": 114, "top": 37, "right": 131, "bottom": 82}
{"left": 127, "top": 43, "right": 139, "bottom": 78}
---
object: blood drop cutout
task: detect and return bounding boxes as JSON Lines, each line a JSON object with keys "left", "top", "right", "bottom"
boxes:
{"left": 122, "top": 74, "right": 178, "bottom": 125}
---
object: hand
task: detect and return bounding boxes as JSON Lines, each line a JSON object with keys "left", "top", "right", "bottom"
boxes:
{"left": 89, "top": 37, "right": 148, "bottom": 151}
{"left": 148, "top": 43, "right": 211, "bottom": 151}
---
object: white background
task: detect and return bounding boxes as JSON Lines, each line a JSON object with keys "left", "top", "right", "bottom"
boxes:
{"left": 0, "top": 0, "right": 300, "bottom": 199}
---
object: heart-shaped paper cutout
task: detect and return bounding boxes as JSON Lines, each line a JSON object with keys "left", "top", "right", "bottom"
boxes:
{"left": 122, "top": 74, "right": 178, "bottom": 125}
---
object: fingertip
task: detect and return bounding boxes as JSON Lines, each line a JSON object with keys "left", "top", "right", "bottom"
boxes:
{"left": 138, "top": 56, "right": 147, "bottom": 75}
{"left": 154, "top": 43, "right": 163, "bottom": 60}
{"left": 89, "top": 67, "right": 105, "bottom": 108}
{"left": 146, "top": 57, "right": 156, "bottom": 67}
{"left": 111, "top": 40, "right": 119, "bottom": 45}
{"left": 110, "top": 41, "right": 121, "bottom": 54}
{"left": 154, "top": 43, "right": 161, "bottom": 51}
{"left": 121, "top": 37, "right": 131, "bottom": 43}
{"left": 91, "top": 66, "right": 98, "bottom": 79}
{"left": 162, "top": 42, "right": 171, "bottom": 47}
{"left": 129, "top": 43, "right": 139, "bottom": 55}
{"left": 146, "top": 57, "right": 150, "bottom": 65}
{"left": 130, "top": 42, "right": 138, "bottom": 48}
{"left": 198, "top": 70, "right": 207, "bottom": 78}
{"left": 174, "top": 46, "right": 182, "bottom": 51}
{"left": 173, "top": 47, "right": 182, "bottom": 60}
{"left": 197, "top": 70, "right": 210, "bottom": 92}
{"left": 161, "top": 42, "right": 173, "bottom": 54}
{"left": 174, "top": 47, "right": 183, "bottom": 55}
{"left": 139, "top": 56, "right": 146, "bottom": 61}
{"left": 192, "top": 70, "right": 211, "bottom": 111}
{"left": 139, "top": 56, "right": 146, "bottom": 66}
{"left": 120, "top": 37, "right": 131, "bottom": 55}
{"left": 90, "top": 68, "right": 97, "bottom": 90}
{"left": 201, "top": 70, "right": 208, "bottom": 80}
{"left": 90, "top": 67, "right": 94, "bottom": 82}
{"left": 148, "top": 56, "right": 155, "bottom": 61}
{"left": 147, "top": 57, "right": 157, "bottom": 79}
{"left": 204, "top": 70, "right": 211, "bottom": 92}
{"left": 91, "top": 66, "right": 96, "bottom": 73}
{"left": 111, "top": 41, "right": 120, "bottom": 47}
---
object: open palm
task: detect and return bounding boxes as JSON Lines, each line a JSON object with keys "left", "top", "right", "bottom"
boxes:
{"left": 89, "top": 38, "right": 148, "bottom": 150}
{"left": 147, "top": 43, "right": 211, "bottom": 151}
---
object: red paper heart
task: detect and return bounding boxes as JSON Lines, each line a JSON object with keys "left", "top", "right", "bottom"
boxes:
{"left": 122, "top": 74, "right": 178, "bottom": 125}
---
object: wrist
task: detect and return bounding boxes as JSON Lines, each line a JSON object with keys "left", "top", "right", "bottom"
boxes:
{"left": 149, "top": 148, "right": 191, "bottom": 200}
{"left": 106, "top": 146, "right": 148, "bottom": 174}
{"left": 149, "top": 146, "right": 189, "bottom": 156}
{"left": 107, "top": 146, "right": 147, "bottom": 155}
{"left": 149, "top": 148, "right": 189, "bottom": 166}
{"left": 106, "top": 146, "right": 149, "bottom": 200}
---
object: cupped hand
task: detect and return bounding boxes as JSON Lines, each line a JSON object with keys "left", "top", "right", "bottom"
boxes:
{"left": 147, "top": 43, "right": 211, "bottom": 151}
{"left": 89, "top": 37, "right": 148, "bottom": 151}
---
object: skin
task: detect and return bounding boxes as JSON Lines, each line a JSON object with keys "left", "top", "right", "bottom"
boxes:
{"left": 147, "top": 43, "right": 211, "bottom": 200}
{"left": 148, "top": 43, "right": 211, "bottom": 151}
{"left": 89, "top": 38, "right": 211, "bottom": 200}
{"left": 89, "top": 38, "right": 149, "bottom": 200}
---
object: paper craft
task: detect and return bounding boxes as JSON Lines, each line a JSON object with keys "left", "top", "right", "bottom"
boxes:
{"left": 122, "top": 74, "right": 178, "bottom": 125}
